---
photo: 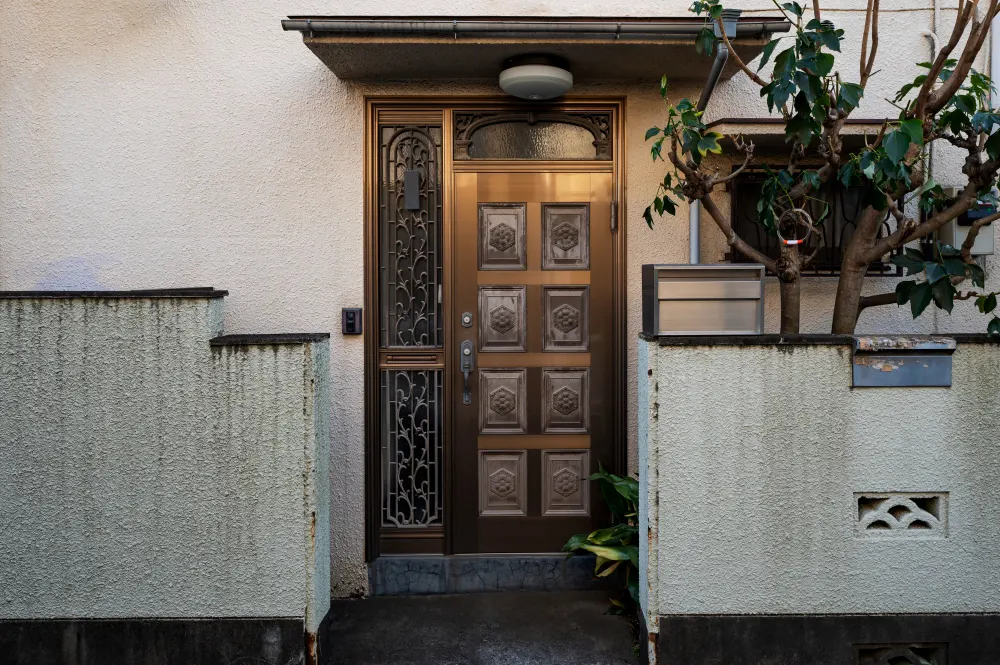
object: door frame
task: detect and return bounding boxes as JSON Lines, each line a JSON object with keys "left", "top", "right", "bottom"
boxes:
{"left": 363, "top": 96, "right": 628, "bottom": 561}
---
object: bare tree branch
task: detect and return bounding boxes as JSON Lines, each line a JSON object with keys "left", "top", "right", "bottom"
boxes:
{"left": 961, "top": 210, "right": 1000, "bottom": 262}
{"left": 708, "top": 141, "right": 756, "bottom": 187}
{"left": 861, "top": 187, "right": 979, "bottom": 264}
{"left": 860, "top": 0, "right": 880, "bottom": 88}
{"left": 860, "top": 0, "right": 874, "bottom": 85}
{"left": 717, "top": 19, "right": 768, "bottom": 88}
{"left": 700, "top": 194, "right": 779, "bottom": 272}
{"left": 812, "top": 0, "right": 822, "bottom": 22}
{"left": 856, "top": 291, "right": 898, "bottom": 320}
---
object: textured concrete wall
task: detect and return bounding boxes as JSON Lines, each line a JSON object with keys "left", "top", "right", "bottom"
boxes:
{"left": 637, "top": 338, "right": 1000, "bottom": 634}
{"left": 1, "top": 0, "right": 997, "bottom": 596}
{"left": 0, "top": 296, "right": 330, "bottom": 630}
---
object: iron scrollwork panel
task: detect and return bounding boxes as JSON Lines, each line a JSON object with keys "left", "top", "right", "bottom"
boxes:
{"left": 380, "top": 124, "right": 444, "bottom": 348}
{"left": 381, "top": 369, "right": 444, "bottom": 528}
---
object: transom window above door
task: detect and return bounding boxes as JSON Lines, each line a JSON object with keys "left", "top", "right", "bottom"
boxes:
{"left": 454, "top": 111, "right": 612, "bottom": 161}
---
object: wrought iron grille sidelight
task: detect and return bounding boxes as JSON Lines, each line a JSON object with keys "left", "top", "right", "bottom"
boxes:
{"left": 380, "top": 124, "right": 444, "bottom": 347}
{"left": 378, "top": 121, "right": 445, "bottom": 533}
{"left": 729, "top": 168, "right": 900, "bottom": 276}
{"left": 381, "top": 369, "right": 444, "bottom": 528}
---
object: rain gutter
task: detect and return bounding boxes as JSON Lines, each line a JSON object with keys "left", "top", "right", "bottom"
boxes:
{"left": 281, "top": 17, "right": 789, "bottom": 40}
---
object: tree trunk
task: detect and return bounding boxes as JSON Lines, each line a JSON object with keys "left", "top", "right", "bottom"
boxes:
{"left": 779, "top": 278, "right": 801, "bottom": 334}
{"left": 831, "top": 259, "right": 868, "bottom": 334}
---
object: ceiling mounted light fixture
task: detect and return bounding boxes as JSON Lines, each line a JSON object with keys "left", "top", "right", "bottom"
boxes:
{"left": 499, "top": 54, "right": 573, "bottom": 100}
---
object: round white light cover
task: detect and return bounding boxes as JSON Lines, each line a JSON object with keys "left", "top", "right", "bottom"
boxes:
{"left": 499, "top": 64, "right": 574, "bottom": 100}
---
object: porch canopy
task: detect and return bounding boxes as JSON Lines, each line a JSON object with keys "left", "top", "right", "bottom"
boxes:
{"left": 708, "top": 118, "right": 888, "bottom": 154}
{"left": 281, "top": 16, "right": 790, "bottom": 83}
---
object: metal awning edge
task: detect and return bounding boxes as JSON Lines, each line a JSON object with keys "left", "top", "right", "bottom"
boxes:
{"left": 281, "top": 16, "right": 791, "bottom": 40}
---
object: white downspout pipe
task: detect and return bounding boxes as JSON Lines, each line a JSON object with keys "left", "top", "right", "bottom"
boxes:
{"left": 922, "top": 0, "right": 939, "bottom": 191}
{"left": 690, "top": 8, "right": 740, "bottom": 264}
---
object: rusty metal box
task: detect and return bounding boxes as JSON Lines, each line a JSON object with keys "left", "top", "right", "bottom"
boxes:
{"left": 642, "top": 264, "right": 765, "bottom": 336}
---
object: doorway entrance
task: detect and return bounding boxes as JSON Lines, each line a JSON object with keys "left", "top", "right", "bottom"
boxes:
{"left": 365, "top": 99, "right": 625, "bottom": 559}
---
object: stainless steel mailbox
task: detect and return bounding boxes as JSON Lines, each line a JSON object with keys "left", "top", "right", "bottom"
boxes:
{"left": 642, "top": 264, "right": 765, "bottom": 336}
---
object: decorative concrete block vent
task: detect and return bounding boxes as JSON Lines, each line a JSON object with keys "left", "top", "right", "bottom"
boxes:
{"left": 855, "top": 493, "right": 947, "bottom": 538}
{"left": 855, "top": 643, "right": 947, "bottom": 665}
{"left": 0, "top": 289, "right": 331, "bottom": 665}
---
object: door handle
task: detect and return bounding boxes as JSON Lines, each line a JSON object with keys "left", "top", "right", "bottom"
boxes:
{"left": 460, "top": 340, "right": 475, "bottom": 405}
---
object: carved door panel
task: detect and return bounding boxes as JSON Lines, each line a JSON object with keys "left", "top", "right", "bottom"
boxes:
{"left": 453, "top": 172, "right": 614, "bottom": 553}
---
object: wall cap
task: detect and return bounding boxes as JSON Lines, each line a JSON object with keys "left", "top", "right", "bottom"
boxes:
{"left": 0, "top": 288, "right": 228, "bottom": 299}
{"left": 642, "top": 333, "right": 1000, "bottom": 347}
{"left": 854, "top": 336, "right": 956, "bottom": 353}
{"left": 210, "top": 333, "right": 331, "bottom": 346}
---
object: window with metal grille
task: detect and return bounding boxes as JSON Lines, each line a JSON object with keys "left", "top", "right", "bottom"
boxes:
{"left": 728, "top": 168, "right": 900, "bottom": 276}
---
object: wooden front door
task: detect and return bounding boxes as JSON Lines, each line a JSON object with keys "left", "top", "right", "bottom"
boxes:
{"left": 452, "top": 170, "right": 615, "bottom": 553}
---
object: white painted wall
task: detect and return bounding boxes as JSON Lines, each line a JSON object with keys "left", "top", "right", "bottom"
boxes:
{"left": 1, "top": 0, "right": 997, "bottom": 596}
{"left": 0, "top": 295, "right": 330, "bottom": 632}
{"left": 637, "top": 338, "right": 1000, "bottom": 635}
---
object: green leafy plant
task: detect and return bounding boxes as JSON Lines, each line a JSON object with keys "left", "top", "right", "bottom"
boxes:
{"left": 562, "top": 464, "right": 640, "bottom": 613}
{"left": 644, "top": 0, "right": 1000, "bottom": 335}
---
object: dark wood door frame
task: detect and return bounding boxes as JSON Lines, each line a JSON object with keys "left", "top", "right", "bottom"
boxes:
{"left": 362, "top": 97, "right": 628, "bottom": 562}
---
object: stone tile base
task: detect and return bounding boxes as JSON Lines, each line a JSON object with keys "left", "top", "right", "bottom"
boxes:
{"left": 369, "top": 554, "right": 608, "bottom": 595}
{"left": 656, "top": 613, "right": 1000, "bottom": 665}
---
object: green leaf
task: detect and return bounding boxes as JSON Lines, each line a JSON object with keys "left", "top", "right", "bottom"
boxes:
{"left": 773, "top": 48, "right": 796, "bottom": 76}
{"left": 579, "top": 544, "right": 632, "bottom": 561}
{"left": 596, "top": 560, "right": 623, "bottom": 577}
{"left": 931, "top": 278, "right": 955, "bottom": 313}
{"left": 924, "top": 262, "right": 947, "bottom": 284}
{"left": 643, "top": 206, "right": 654, "bottom": 229}
{"left": 883, "top": 130, "right": 911, "bottom": 164}
{"left": 985, "top": 293, "right": 998, "bottom": 314}
{"left": 815, "top": 28, "right": 842, "bottom": 52}
{"left": 988, "top": 317, "right": 1000, "bottom": 336}
{"left": 682, "top": 128, "right": 701, "bottom": 154}
{"left": 562, "top": 532, "right": 589, "bottom": 552}
{"left": 660, "top": 74, "right": 669, "bottom": 98}
{"left": 695, "top": 26, "right": 716, "bottom": 56}
{"left": 838, "top": 82, "right": 864, "bottom": 112}
{"left": 645, "top": 127, "right": 660, "bottom": 141}
{"left": 697, "top": 132, "right": 723, "bottom": 156}
{"left": 757, "top": 39, "right": 780, "bottom": 72}
{"left": 785, "top": 114, "right": 816, "bottom": 145}
{"left": 898, "top": 119, "right": 924, "bottom": 146}
{"left": 813, "top": 52, "right": 835, "bottom": 76}
{"left": 896, "top": 280, "right": 916, "bottom": 306}
{"left": 891, "top": 253, "right": 925, "bottom": 275}
{"left": 781, "top": 2, "right": 804, "bottom": 17}
{"left": 943, "top": 258, "right": 967, "bottom": 277}
{"left": 838, "top": 162, "right": 855, "bottom": 186}
{"left": 986, "top": 132, "right": 1000, "bottom": 161}
{"left": 954, "top": 94, "right": 976, "bottom": 114}
{"left": 909, "top": 281, "right": 933, "bottom": 318}
{"left": 971, "top": 111, "right": 1000, "bottom": 134}
{"left": 662, "top": 196, "right": 677, "bottom": 216}
{"left": 968, "top": 263, "right": 986, "bottom": 288}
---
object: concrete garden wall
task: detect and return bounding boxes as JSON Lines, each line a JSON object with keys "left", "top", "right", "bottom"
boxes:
{"left": 637, "top": 336, "right": 1000, "bottom": 664}
{"left": 0, "top": 293, "right": 330, "bottom": 647}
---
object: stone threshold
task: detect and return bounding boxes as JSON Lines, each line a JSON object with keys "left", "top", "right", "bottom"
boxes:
{"left": 369, "top": 554, "right": 612, "bottom": 596}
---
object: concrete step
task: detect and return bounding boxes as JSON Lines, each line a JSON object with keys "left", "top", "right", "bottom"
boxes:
{"left": 325, "top": 590, "right": 637, "bottom": 665}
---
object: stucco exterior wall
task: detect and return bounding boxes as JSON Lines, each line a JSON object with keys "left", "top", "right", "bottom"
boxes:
{"left": 0, "top": 295, "right": 330, "bottom": 631}
{"left": 2, "top": 0, "right": 997, "bottom": 597}
{"left": 637, "top": 338, "right": 1000, "bottom": 631}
